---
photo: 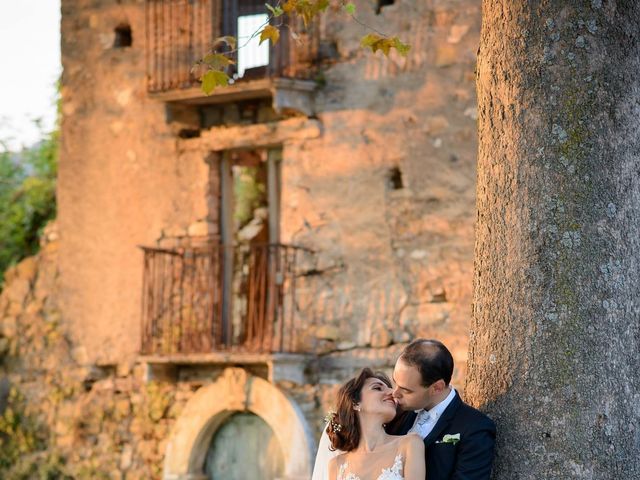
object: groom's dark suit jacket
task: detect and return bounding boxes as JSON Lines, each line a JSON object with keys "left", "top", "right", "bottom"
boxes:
{"left": 385, "top": 393, "right": 496, "bottom": 480}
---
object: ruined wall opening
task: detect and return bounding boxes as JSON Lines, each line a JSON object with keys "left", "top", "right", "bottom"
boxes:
{"left": 178, "top": 128, "right": 201, "bottom": 139}
{"left": 200, "top": 99, "right": 279, "bottom": 128}
{"left": 113, "top": 24, "right": 132, "bottom": 48}
{"left": 375, "top": 0, "right": 395, "bottom": 14}
{"left": 386, "top": 166, "right": 404, "bottom": 190}
{"left": 219, "top": 148, "right": 282, "bottom": 347}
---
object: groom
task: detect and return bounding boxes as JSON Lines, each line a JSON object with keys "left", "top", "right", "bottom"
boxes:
{"left": 386, "top": 339, "right": 495, "bottom": 479}
{"left": 311, "top": 338, "right": 496, "bottom": 479}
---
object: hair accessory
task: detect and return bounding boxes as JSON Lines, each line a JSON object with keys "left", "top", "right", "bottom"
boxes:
{"left": 324, "top": 410, "right": 342, "bottom": 432}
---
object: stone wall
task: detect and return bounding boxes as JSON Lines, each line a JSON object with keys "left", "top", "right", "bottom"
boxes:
{"left": 58, "top": 0, "right": 217, "bottom": 364}
{"left": 0, "top": 0, "right": 483, "bottom": 476}
{"left": 58, "top": 0, "right": 480, "bottom": 375}
{"left": 0, "top": 238, "right": 399, "bottom": 477}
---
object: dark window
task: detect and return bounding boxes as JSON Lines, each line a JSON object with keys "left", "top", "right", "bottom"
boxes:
{"left": 386, "top": 166, "right": 404, "bottom": 190}
{"left": 114, "top": 24, "right": 132, "bottom": 48}
{"left": 376, "top": 0, "right": 395, "bottom": 14}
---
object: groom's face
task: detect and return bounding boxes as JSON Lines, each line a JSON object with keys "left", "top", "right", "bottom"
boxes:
{"left": 392, "top": 358, "right": 434, "bottom": 411}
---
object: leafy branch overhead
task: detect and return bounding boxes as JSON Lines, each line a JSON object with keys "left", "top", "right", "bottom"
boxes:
{"left": 195, "top": 0, "right": 411, "bottom": 94}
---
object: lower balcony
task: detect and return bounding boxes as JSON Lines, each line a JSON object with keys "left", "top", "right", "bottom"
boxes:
{"left": 139, "top": 242, "right": 308, "bottom": 356}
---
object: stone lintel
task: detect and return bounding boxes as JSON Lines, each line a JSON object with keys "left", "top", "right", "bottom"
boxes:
{"left": 179, "top": 117, "right": 322, "bottom": 152}
{"left": 140, "top": 352, "right": 311, "bottom": 385}
{"left": 315, "top": 344, "right": 406, "bottom": 372}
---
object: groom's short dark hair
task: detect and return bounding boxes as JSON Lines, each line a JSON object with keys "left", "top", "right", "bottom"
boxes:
{"left": 400, "top": 339, "right": 454, "bottom": 386}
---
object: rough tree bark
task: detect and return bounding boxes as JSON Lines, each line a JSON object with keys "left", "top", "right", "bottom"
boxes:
{"left": 466, "top": 1, "right": 640, "bottom": 478}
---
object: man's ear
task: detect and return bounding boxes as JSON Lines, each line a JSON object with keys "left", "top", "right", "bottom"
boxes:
{"left": 431, "top": 379, "right": 446, "bottom": 393}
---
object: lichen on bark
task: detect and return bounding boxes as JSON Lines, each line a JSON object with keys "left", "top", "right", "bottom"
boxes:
{"left": 467, "top": 1, "right": 640, "bottom": 477}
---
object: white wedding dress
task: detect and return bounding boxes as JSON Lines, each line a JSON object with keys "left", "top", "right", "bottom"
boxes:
{"left": 337, "top": 453, "right": 404, "bottom": 480}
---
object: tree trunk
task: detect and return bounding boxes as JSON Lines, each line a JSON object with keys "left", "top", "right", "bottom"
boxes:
{"left": 467, "top": 1, "right": 640, "bottom": 478}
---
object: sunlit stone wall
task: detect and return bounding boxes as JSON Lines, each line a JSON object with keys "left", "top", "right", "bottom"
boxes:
{"left": 0, "top": 0, "right": 481, "bottom": 476}
{"left": 58, "top": 0, "right": 479, "bottom": 376}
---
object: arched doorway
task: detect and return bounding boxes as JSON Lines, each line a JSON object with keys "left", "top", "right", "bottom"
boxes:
{"left": 204, "top": 412, "right": 284, "bottom": 479}
{"left": 163, "top": 367, "right": 313, "bottom": 480}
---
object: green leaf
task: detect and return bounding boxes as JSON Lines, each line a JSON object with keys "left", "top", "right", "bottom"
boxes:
{"left": 344, "top": 2, "right": 356, "bottom": 14}
{"left": 315, "top": 0, "right": 330, "bottom": 12}
{"left": 378, "top": 39, "right": 392, "bottom": 56}
{"left": 361, "top": 33, "right": 385, "bottom": 54}
{"left": 360, "top": 34, "right": 410, "bottom": 57}
{"left": 360, "top": 33, "right": 382, "bottom": 49}
{"left": 200, "top": 70, "right": 230, "bottom": 95}
{"left": 391, "top": 37, "right": 411, "bottom": 56}
{"left": 202, "top": 53, "right": 235, "bottom": 69}
{"left": 265, "top": 3, "right": 284, "bottom": 17}
{"left": 259, "top": 25, "right": 280, "bottom": 45}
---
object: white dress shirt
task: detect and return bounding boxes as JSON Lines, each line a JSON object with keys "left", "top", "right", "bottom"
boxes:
{"left": 408, "top": 387, "right": 457, "bottom": 439}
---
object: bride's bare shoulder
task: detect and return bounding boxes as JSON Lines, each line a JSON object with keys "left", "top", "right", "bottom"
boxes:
{"left": 329, "top": 453, "right": 348, "bottom": 468}
{"left": 400, "top": 433, "right": 425, "bottom": 451}
{"left": 328, "top": 452, "right": 348, "bottom": 479}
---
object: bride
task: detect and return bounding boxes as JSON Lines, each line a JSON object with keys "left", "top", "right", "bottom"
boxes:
{"left": 326, "top": 368, "right": 425, "bottom": 480}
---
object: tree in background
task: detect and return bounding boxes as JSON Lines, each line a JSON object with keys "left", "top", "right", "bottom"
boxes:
{"left": 0, "top": 120, "right": 58, "bottom": 286}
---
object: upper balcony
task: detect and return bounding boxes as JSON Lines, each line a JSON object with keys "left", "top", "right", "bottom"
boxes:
{"left": 145, "top": 0, "right": 319, "bottom": 109}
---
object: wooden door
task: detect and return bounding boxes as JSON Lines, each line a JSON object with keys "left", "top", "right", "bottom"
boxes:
{"left": 204, "top": 412, "right": 284, "bottom": 479}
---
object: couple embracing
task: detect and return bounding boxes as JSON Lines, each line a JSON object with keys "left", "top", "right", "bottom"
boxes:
{"left": 312, "top": 339, "right": 496, "bottom": 480}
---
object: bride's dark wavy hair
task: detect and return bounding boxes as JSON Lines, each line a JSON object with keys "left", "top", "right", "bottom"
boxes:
{"left": 326, "top": 368, "right": 392, "bottom": 452}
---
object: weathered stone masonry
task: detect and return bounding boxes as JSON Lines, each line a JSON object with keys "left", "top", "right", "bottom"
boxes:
{"left": 1, "top": 0, "right": 481, "bottom": 477}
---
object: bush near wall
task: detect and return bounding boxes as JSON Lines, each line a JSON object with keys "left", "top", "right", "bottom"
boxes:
{"left": 0, "top": 128, "right": 58, "bottom": 287}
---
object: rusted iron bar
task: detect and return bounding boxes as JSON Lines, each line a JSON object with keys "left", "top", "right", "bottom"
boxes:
{"left": 139, "top": 243, "right": 305, "bottom": 355}
{"left": 145, "top": 0, "right": 318, "bottom": 93}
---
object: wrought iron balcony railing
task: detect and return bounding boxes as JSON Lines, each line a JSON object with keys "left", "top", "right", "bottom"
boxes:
{"left": 145, "top": 0, "right": 319, "bottom": 95}
{"left": 140, "top": 243, "right": 307, "bottom": 355}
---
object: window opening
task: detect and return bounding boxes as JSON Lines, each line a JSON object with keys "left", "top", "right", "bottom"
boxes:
{"left": 376, "top": 0, "right": 395, "bottom": 15}
{"left": 386, "top": 166, "right": 404, "bottom": 190}
{"left": 219, "top": 148, "right": 282, "bottom": 346}
{"left": 114, "top": 24, "right": 132, "bottom": 48}
{"left": 237, "top": 14, "right": 270, "bottom": 78}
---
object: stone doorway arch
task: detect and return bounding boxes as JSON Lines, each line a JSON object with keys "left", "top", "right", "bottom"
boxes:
{"left": 163, "top": 367, "right": 314, "bottom": 480}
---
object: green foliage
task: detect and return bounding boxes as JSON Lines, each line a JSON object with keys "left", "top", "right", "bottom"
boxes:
{"left": 201, "top": 69, "right": 231, "bottom": 95}
{"left": 0, "top": 128, "right": 58, "bottom": 286}
{"left": 203, "top": 53, "right": 235, "bottom": 70}
{"left": 0, "top": 388, "right": 42, "bottom": 469}
{"left": 282, "top": 0, "right": 330, "bottom": 26}
{"left": 361, "top": 34, "right": 410, "bottom": 56}
{"left": 233, "top": 167, "right": 267, "bottom": 230}
{"left": 265, "top": 3, "right": 284, "bottom": 17}
{"left": 142, "top": 382, "right": 174, "bottom": 422}
{"left": 0, "top": 387, "right": 71, "bottom": 479}
{"left": 2, "top": 452, "right": 72, "bottom": 480}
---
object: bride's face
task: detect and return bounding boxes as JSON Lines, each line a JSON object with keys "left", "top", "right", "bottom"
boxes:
{"left": 356, "top": 377, "right": 397, "bottom": 422}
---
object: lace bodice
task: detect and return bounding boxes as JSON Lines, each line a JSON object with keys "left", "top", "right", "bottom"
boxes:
{"left": 337, "top": 453, "right": 404, "bottom": 480}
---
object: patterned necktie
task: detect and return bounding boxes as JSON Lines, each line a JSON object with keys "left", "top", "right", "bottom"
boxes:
{"left": 408, "top": 409, "right": 431, "bottom": 438}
